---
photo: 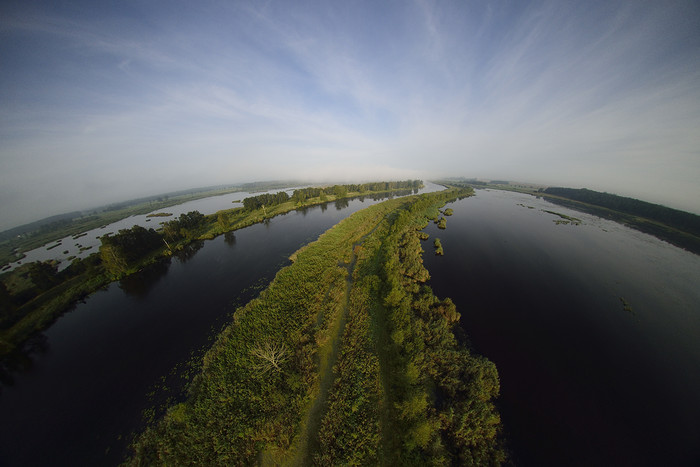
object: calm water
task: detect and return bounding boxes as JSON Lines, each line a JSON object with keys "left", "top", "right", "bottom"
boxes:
{"left": 422, "top": 189, "right": 700, "bottom": 466}
{"left": 0, "top": 184, "right": 438, "bottom": 466}
{"left": 4, "top": 187, "right": 308, "bottom": 272}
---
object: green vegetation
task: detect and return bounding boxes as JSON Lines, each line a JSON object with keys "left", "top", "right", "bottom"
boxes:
{"left": 443, "top": 208, "right": 454, "bottom": 216}
{"left": 127, "top": 185, "right": 505, "bottom": 465}
{"left": 446, "top": 181, "right": 700, "bottom": 256}
{"left": 146, "top": 213, "right": 173, "bottom": 218}
{"left": 436, "top": 217, "right": 447, "bottom": 229}
{"left": 541, "top": 188, "right": 700, "bottom": 255}
{"left": 545, "top": 188, "right": 700, "bottom": 232}
{"left": 434, "top": 238, "right": 444, "bottom": 255}
{"left": 542, "top": 210, "right": 582, "bottom": 225}
{"left": 0, "top": 181, "right": 425, "bottom": 358}
{"left": 0, "top": 182, "right": 312, "bottom": 268}
{"left": 0, "top": 255, "right": 107, "bottom": 356}
{"left": 100, "top": 226, "right": 165, "bottom": 276}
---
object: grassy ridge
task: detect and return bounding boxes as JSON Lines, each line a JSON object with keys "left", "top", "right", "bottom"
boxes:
{"left": 127, "top": 196, "right": 413, "bottom": 465}
{"left": 127, "top": 187, "right": 506, "bottom": 465}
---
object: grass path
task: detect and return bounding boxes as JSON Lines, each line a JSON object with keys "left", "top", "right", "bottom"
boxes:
{"left": 284, "top": 218, "right": 388, "bottom": 466}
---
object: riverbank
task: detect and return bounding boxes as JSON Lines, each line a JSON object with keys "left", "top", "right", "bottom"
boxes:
{"left": 127, "top": 186, "right": 506, "bottom": 465}
{"left": 0, "top": 185, "right": 270, "bottom": 268}
{"left": 0, "top": 183, "right": 426, "bottom": 359}
{"left": 453, "top": 181, "right": 700, "bottom": 255}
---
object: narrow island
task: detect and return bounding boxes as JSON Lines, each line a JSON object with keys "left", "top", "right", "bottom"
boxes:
{"left": 127, "top": 186, "right": 506, "bottom": 465}
{"left": 542, "top": 210, "right": 582, "bottom": 225}
{"left": 434, "top": 238, "right": 444, "bottom": 255}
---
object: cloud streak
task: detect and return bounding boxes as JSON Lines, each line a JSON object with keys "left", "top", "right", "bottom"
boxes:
{"left": 1, "top": 0, "right": 699, "bottom": 230}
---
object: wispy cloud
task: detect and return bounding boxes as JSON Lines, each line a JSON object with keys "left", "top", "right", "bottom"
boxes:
{"left": 1, "top": 0, "right": 699, "bottom": 230}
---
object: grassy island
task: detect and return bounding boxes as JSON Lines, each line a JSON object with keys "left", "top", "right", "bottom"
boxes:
{"left": 434, "top": 238, "right": 444, "bottom": 255}
{"left": 126, "top": 186, "right": 506, "bottom": 465}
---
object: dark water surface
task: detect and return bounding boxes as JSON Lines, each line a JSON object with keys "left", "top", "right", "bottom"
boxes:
{"left": 422, "top": 189, "right": 700, "bottom": 466}
{"left": 0, "top": 186, "right": 436, "bottom": 466}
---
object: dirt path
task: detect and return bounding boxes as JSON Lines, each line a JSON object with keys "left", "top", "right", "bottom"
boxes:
{"left": 286, "top": 219, "right": 387, "bottom": 466}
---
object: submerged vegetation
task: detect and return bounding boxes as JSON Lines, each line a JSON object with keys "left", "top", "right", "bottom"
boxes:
{"left": 127, "top": 186, "right": 505, "bottom": 465}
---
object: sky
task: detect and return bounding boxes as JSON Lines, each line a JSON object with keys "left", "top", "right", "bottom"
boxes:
{"left": 1, "top": 0, "right": 699, "bottom": 231}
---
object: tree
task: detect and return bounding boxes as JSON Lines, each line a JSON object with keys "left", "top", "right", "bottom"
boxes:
{"left": 250, "top": 340, "right": 288, "bottom": 374}
{"left": 333, "top": 185, "right": 347, "bottom": 198}
{"left": 99, "top": 225, "right": 162, "bottom": 276}
{"left": 28, "top": 261, "right": 58, "bottom": 291}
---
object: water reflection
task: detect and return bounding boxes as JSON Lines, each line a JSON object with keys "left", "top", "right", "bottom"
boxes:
{"left": 0, "top": 181, "right": 447, "bottom": 465}
{"left": 224, "top": 231, "right": 236, "bottom": 246}
{"left": 334, "top": 198, "right": 349, "bottom": 210}
{"left": 173, "top": 240, "right": 204, "bottom": 263}
{"left": 0, "top": 334, "right": 48, "bottom": 390}
{"left": 119, "top": 259, "right": 170, "bottom": 298}
{"left": 422, "top": 189, "right": 700, "bottom": 466}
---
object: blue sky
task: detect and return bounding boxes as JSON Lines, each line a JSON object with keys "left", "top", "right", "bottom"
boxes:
{"left": 1, "top": 0, "right": 699, "bottom": 230}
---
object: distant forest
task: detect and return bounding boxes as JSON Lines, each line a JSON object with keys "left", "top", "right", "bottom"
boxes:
{"left": 544, "top": 187, "right": 700, "bottom": 236}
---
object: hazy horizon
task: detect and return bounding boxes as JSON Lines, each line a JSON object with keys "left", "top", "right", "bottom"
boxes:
{"left": 2, "top": 0, "right": 699, "bottom": 232}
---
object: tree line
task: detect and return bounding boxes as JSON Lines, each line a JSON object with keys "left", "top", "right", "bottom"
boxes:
{"left": 544, "top": 187, "right": 700, "bottom": 235}
{"left": 241, "top": 180, "right": 423, "bottom": 211}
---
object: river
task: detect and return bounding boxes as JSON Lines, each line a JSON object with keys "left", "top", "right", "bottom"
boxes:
{"left": 422, "top": 189, "right": 700, "bottom": 466}
{"left": 3, "top": 186, "right": 308, "bottom": 272}
{"left": 0, "top": 184, "right": 438, "bottom": 466}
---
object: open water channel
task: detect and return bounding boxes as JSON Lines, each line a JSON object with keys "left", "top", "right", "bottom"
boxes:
{"left": 422, "top": 189, "right": 700, "bottom": 466}
{"left": 2, "top": 185, "right": 698, "bottom": 465}
{"left": 0, "top": 185, "right": 435, "bottom": 466}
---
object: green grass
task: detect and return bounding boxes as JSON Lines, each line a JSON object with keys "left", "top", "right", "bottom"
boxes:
{"left": 127, "top": 196, "right": 413, "bottom": 465}
{"left": 433, "top": 238, "right": 444, "bottom": 255}
{"left": 0, "top": 184, "right": 431, "bottom": 359}
{"left": 127, "top": 186, "right": 505, "bottom": 465}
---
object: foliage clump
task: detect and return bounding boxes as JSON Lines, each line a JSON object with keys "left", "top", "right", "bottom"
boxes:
{"left": 434, "top": 238, "right": 444, "bottom": 255}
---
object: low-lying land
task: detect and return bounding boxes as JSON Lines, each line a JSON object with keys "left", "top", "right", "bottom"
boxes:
{"left": 443, "top": 179, "right": 700, "bottom": 255}
{"left": 0, "top": 182, "right": 422, "bottom": 359}
{"left": 540, "top": 188, "right": 700, "bottom": 254}
{"left": 542, "top": 210, "right": 582, "bottom": 225}
{"left": 127, "top": 186, "right": 506, "bottom": 465}
{"left": 0, "top": 182, "right": 305, "bottom": 267}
